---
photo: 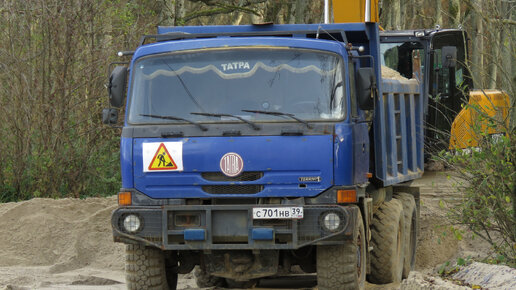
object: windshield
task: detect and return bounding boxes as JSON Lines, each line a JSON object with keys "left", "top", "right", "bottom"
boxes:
{"left": 127, "top": 48, "right": 345, "bottom": 125}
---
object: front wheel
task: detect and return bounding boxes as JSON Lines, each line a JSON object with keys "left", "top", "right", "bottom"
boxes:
{"left": 317, "top": 206, "right": 366, "bottom": 290}
{"left": 125, "top": 244, "right": 177, "bottom": 290}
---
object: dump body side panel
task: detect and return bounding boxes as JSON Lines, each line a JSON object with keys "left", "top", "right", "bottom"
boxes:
{"left": 374, "top": 79, "right": 424, "bottom": 185}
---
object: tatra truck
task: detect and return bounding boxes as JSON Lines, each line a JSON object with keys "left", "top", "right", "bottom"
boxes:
{"left": 104, "top": 22, "right": 422, "bottom": 290}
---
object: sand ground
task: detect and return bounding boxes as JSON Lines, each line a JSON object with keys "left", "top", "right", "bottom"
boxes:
{"left": 0, "top": 171, "right": 511, "bottom": 290}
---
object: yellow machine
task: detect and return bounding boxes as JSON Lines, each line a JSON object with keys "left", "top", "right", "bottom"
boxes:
{"left": 449, "top": 90, "right": 510, "bottom": 148}
{"left": 332, "top": 0, "right": 510, "bottom": 150}
{"left": 332, "top": 0, "right": 379, "bottom": 23}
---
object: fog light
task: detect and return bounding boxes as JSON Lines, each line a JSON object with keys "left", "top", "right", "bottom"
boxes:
{"left": 322, "top": 212, "right": 341, "bottom": 232}
{"left": 123, "top": 214, "right": 141, "bottom": 233}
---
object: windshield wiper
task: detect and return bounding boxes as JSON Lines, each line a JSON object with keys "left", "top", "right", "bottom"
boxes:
{"left": 190, "top": 112, "right": 260, "bottom": 131}
{"left": 241, "top": 110, "right": 313, "bottom": 129}
{"left": 330, "top": 81, "right": 343, "bottom": 108}
{"left": 140, "top": 114, "right": 208, "bottom": 131}
{"left": 160, "top": 60, "right": 206, "bottom": 113}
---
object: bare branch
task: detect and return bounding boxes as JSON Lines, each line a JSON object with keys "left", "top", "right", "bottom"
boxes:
{"left": 180, "top": 0, "right": 267, "bottom": 24}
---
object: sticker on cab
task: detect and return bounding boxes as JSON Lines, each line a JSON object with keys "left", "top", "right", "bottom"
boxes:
{"left": 143, "top": 142, "right": 183, "bottom": 172}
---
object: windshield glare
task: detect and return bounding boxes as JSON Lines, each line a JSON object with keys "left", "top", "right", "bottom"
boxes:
{"left": 128, "top": 48, "right": 345, "bottom": 124}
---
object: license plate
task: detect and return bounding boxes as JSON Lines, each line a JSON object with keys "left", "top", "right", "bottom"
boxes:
{"left": 252, "top": 207, "right": 303, "bottom": 219}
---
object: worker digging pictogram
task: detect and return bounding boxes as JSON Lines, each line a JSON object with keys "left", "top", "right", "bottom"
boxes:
{"left": 148, "top": 143, "right": 178, "bottom": 170}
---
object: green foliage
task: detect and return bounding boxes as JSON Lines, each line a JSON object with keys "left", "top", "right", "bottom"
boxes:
{"left": 438, "top": 260, "right": 450, "bottom": 276}
{"left": 0, "top": 0, "right": 161, "bottom": 202}
{"left": 438, "top": 256, "right": 473, "bottom": 277}
{"left": 436, "top": 105, "right": 516, "bottom": 267}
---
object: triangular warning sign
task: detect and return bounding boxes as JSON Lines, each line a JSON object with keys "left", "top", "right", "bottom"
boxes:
{"left": 148, "top": 143, "right": 178, "bottom": 171}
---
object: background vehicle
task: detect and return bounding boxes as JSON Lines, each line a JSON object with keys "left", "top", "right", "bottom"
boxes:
{"left": 379, "top": 29, "right": 510, "bottom": 151}
{"left": 333, "top": 0, "right": 511, "bottom": 151}
{"left": 105, "top": 22, "right": 422, "bottom": 290}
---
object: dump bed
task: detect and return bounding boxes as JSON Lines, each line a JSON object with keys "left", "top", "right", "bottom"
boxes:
{"left": 374, "top": 78, "right": 423, "bottom": 186}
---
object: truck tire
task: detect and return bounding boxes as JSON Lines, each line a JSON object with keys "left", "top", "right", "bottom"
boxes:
{"left": 395, "top": 192, "right": 418, "bottom": 278}
{"left": 317, "top": 206, "right": 366, "bottom": 290}
{"left": 368, "top": 199, "right": 405, "bottom": 284}
{"left": 126, "top": 244, "right": 177, "bottom": 290}
{"left": 193, "top": 266, "right": 226, "bottom": 287}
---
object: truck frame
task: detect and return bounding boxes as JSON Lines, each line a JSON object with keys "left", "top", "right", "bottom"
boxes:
{"left": 105, "top": 22, "right": 422, "bottom": 290}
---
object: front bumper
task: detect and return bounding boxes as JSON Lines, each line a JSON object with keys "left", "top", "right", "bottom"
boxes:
{"left": 112, "top": 204, "right": 358, "bottom": 250}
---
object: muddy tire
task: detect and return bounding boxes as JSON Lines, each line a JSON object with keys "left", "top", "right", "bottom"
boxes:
{"left": 395, "top": 192, "right": 418, "bottom": 278}
{"left": 126, "top": 244, "right": 177, "bottom": 290}
{"left": 317, "top": 206, "right": 366, "bottom": 290}
{"left": 193, "top": 266, "right": 226, "bottom": 288}
{"left": 368, "top": 199, "right": 405, "bottom": 284}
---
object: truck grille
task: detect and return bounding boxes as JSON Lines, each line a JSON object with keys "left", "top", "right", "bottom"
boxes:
{"left": 201, "top": 171, "right": 263, "bottom": 182}
{"left": 202, "top": 185, "right": 263, "bottom": 194}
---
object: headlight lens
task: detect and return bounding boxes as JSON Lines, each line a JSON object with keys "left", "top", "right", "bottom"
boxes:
{"left": 123, "top": 214, "right": 141, "bottom": 233}
{"left": 322, "top": 212, "right": 341, "bottom": 232}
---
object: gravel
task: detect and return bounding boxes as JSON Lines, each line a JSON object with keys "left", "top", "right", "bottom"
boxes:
{"left": 453, "top": 262, "right": 516, "bottom": 289}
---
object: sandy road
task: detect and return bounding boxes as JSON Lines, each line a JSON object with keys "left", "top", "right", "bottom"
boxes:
{"left": 0, "top": 171, "right": 501, "bottom": 290}
{"left": 0, "top": 267, "right": 399, "bottom": 290}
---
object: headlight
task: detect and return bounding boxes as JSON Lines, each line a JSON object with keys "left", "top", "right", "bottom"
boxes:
{"left": 322, "top": 212, "right": 341, "bottom": 232}
{"left": 123, "top": 214, "right": 141, "bottom": 233}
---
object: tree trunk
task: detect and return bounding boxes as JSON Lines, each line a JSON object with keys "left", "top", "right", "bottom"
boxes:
{"left": 488, "top": 0, "right": 502, "bottom": 89}
{"left": 489, "top": 28, "right": 501, "bottom": 89}
{"left": 251, "top": 2, "right": 265, "bottom": 24}
{"left": 381, "top": 0, "right": 392, "bottom": 29}
{"left": 436, "top": 0, "right": 442, "bottom": 26}
{"left": 500, "top": 0, "right": 514, "bottom": 93}
{"left": 400, "top": 0, "right": 407, "bottom": 29}
{"left": 448, "top": 0, "right": 461, "bottom": 27}
{"left": 471, "top": 0, "right": 483, "bottom": 88}
{"left": 175, "top": 0, "right": 185, "bottom": 26}
{"left": 410, "top": 0, "right": 423, "bottom": 28}
{"left": 287, "top": 1, "right": 296, "bottom": 24}
{"left": 158, "top": 0, "right": 175, "bottom": 26}
{"left": 294, "top": 0, "right": 308, "bottom": 24}
{"left": 232, "top": 12, "right": 244, "bottom": 25}
{"left": 392, "top": 0, "right": 401, "bottom": 29}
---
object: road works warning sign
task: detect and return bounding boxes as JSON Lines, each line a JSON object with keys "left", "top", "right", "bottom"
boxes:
{"left": 142, "top": 142, "right": 183, "bottom": 172}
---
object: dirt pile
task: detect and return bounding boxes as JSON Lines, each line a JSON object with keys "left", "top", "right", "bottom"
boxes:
{"left": 401, "top": 272, "right": 470, "bottom": 290}
{"left": 0, "top": 197, "right": 124, "bottom": 272}
{"left": 381, "top": 66, "right": 410, "bottom": 81}
{"left": 453, "top": 262, "right": 516, "bottom": 289}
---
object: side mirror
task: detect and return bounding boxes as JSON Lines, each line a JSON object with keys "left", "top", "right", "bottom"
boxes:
{"left": 102, "top": 108, "right": 119, "bottom": 124}
{"left": 356, "top": 67, "right": 376, "bottom": 110}
{"left": 441, "top": 46, "right": 457, "bottom": 68}
{"left": 108, "top": 66, "right": 128, "bottom": 108}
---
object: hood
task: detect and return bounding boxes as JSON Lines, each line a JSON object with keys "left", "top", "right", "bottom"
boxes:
{"left": 132, "top": 135, "right": 334, "bottom": 199}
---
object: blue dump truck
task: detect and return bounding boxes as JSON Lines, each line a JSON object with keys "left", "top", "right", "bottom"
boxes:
{"left": 104, "top": 22, "right": 423, "bottom": 290}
